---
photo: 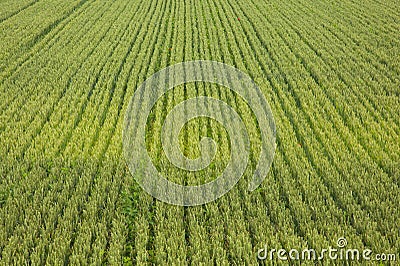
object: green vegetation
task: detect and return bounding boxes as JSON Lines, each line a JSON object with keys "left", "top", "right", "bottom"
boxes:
{"left": 0, "top": 0, "right": 399, "bottom": 264}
